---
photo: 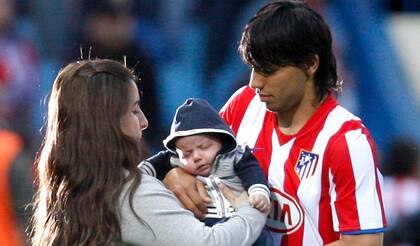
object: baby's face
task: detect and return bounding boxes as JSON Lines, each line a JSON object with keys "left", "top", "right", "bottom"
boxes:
{"left": 175, "top": 134, "right": 223, "bottom": 176}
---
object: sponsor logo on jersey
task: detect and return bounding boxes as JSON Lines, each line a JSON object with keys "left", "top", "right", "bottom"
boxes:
{"left": 295, "top": 149, "right": 319, "bottom": 180}
{"left": 266, "top": 187, "right": 303, "bottom": 234}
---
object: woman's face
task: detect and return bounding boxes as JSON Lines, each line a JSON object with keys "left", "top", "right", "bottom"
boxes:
{"left": 120, "top": 81, "right": 148, "bottom": 140}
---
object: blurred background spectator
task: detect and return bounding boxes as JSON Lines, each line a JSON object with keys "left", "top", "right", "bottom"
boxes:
{"left": 382, "top": 137, "right": 420, "bottom": 246}
{"left": 0, "top": 0, "right": 40, "bottom": 153}
{"left": 1, "top": 119, "right": 34, "bottom": 245}
{"left": 0, "top": 1, "right": 37, "bottom": 244}
{"left": 1, "top": 0, "right": 420, "bottom": 242}
{"left": 382, "top": 137, "right": 420, "bottom": 225}
{"left": 65, "top": 0, "right": 162, "bottom": 153}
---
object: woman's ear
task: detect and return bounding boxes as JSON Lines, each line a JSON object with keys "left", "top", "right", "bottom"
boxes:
{"left": 306, "top": 54, "right": 319, "bottom": 76}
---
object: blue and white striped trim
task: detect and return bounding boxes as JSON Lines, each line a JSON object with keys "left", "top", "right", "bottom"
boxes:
{"left": 138, "top": 161, "right": 156, "bottom": 177}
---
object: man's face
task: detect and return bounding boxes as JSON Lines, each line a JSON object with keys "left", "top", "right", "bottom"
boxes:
{"left": 175, "top": 134, "right": 222, "bottom": 176}
{"left": 249, "top": 66, "right": 311, "bottom": 114}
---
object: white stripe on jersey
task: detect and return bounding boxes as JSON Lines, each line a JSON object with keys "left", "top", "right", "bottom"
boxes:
{"left": 330, "top": 169, "right": 339, "bottom": 232}
{"left": 268, "top": 133, "right": 294, "bottom": 190}
{"left": 345, "top": 129, "right": 384, "bottom": 229}
{"left": 236, "top": 96, "right": 266, "bottom": 147}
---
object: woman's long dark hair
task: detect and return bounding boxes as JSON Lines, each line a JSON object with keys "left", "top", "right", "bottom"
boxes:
{"left": 31, "top": 59, "right": 143, "bottom": 245}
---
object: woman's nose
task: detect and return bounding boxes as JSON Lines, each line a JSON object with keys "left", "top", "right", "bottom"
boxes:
{"left": 139, "top": 110, "right": 149, "bottom": 130}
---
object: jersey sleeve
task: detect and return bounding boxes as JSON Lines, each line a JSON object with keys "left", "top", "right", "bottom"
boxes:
{"left": 220, "top": 86, "right": 253, "bottom": 134}
{"left": 325, "top": 123, "right": 387, "bottom": 234}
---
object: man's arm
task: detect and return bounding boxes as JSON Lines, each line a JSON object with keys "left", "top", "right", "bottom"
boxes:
{"left": 325, "top": 233, "right": 383, "bottom": 246}
{"left": 163, "top": 168, "right": 210, "bottom": 219}
{"left": 142, "top": 152, "right": 211, "bottom": 219}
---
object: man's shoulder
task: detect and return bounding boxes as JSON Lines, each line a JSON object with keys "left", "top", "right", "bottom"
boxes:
{"left": 223, "top": 86, "right": 256, "bottom": 110}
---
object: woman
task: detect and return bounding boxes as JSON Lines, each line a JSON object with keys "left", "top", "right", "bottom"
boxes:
{"left": 30, "top": 59, "right": 266, "bottom": 245}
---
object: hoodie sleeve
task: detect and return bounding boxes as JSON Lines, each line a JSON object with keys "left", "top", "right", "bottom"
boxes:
{"left": 139, "top": 150, "right": 174, "bottom": 181}
{"left": 233, "top": 145, "right": 270, "bottom": 201}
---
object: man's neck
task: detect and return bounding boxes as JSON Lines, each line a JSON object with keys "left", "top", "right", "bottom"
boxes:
{"left": 276, "top": 95, "right": 325, "bottom": 135}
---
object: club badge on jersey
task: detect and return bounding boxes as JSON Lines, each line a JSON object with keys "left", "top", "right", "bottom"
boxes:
{"left": 295, "top": 149, "right": 319, "bottom": 180}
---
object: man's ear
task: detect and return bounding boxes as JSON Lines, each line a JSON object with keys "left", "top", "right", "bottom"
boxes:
{"left": 306, "top": 54, "right": 319, "bottom": 76}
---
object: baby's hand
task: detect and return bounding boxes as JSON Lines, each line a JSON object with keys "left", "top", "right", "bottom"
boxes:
{"left": 249, "top": 193, "right": 270, "bottom": 214}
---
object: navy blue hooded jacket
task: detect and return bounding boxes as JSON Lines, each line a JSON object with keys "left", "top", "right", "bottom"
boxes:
{"left": 140, "top": 98, "right": 269, "bottom": 208}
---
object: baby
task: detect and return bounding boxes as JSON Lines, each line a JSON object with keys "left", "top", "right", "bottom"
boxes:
{"left": 140, "top": 98, "right": 270, "bottom": 225}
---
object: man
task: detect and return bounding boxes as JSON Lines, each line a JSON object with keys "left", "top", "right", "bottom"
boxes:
{"left": 163, "top": 1, "right": 387, "bottom": 245}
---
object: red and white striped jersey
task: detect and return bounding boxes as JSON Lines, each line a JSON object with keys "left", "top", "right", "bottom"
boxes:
{"left": 220, "top": 86, "right": 387, "bottom": 245}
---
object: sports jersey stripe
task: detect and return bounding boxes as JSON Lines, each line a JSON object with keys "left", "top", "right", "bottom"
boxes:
{"left": 298, "top": 105, "right": 355, "bottom": 245}
{"left": 267, "top": 134, "right": 294, "bottom": 245}
{"left": 268, "top": 133, "right": 293, "bottom": 192}
{"left": 220, "top": 86, "right": 251, "bottom": 134}
{"left": 335, "top": 129, "right": 363, "bottom": 231}
{"left": 314, "top": 106, "right": 359, "bottom": 242}
{"left": 346, "top": 129, "right": 386, "bottom": 230}
{"left": 367, "top": 131, "right": 388, "bottom": 227}
{"left": 236, "top": 96, "right": 266, "bottom": 147}
{"left": 328, "top": 123, "right": 361, "bottom": 232}
{"left": 321, "top": 169, "right": 339, "bottom": 242}
{"left": 327, "top": 119, "right": 386, "bottom": 233}
{"left": 329, "top": 170, "right": 339, "bottom": 231}
{"left": 375, "top": 170, "right": 387, "bottom": 227}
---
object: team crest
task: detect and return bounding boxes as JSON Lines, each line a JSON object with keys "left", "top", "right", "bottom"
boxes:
{"left": 295, "top": 149, "right": 319, "bottom": 180}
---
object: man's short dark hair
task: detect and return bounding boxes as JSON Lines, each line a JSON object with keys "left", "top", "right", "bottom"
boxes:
{"left": 239, "top": 0, "right": 339, "bottom": 101}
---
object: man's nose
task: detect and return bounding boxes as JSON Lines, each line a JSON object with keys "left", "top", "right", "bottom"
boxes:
{"left": 249, "top": 69, "right": 264, "bottom": 90}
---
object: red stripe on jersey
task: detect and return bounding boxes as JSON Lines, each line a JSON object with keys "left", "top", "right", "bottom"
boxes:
{"left": 253, "top": 115, "right": 274, "bottom": 176}
{"left": 365, "top": 128, "right": 388, "bottom": 227}
{"left": 325, "top": 120, "right": 364, "bottom": 231}
{"left": 319, "top": 163, "right": 340, "bottom": 244}
{"left": 220, "top": 86, "right": 253, "bottom": 134}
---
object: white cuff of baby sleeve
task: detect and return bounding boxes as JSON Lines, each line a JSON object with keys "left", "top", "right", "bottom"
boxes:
{"left": 248, "top": 184, "right": 270, "bottom": 201}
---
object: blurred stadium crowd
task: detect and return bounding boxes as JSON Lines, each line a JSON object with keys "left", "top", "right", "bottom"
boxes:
{"left": 0, "top": 0, "right": 419, "bottom": 245}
